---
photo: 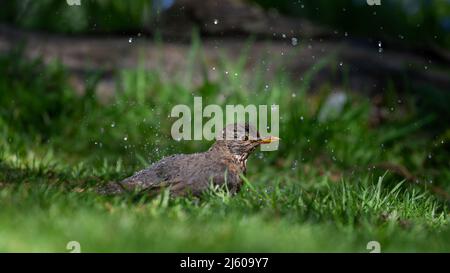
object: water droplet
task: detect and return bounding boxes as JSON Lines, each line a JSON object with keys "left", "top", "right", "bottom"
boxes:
{"left": 378, "top": 41, "right": 383, "bottom": 53}
{"left": 124, "top": 136, "right": 128, "bottom": 141}
{"left": 300, "top": 116, "right": 304, "bottom": 121}
{"left": 111, "top": 122, "right": 115, "bottom": 128}
{"left": 128, "top": 37, "right": 133, "bottom": 43}
{"left": 291, "top": 160, "right": 298, "bottom": 170}
{"left": 213, "top": 19, "right": 218, "bottom": 25}
{"left": 291, "top": 37, "right": 298, "bottom": 46}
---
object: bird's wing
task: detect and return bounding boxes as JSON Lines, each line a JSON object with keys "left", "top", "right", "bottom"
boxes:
{"left": 113, "top": 152, "right": 243, "bottom": 196}
{"left": 118, "top": 154, "right": 188, "bottom": 193}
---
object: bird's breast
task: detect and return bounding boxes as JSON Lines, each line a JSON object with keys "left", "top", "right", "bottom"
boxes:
{"left": 233, "top": 154, "right": 248, "bottom": 171}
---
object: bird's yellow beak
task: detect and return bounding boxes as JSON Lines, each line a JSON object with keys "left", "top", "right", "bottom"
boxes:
{"left": 259, "top": 136, "right": 281, "bottom": 144}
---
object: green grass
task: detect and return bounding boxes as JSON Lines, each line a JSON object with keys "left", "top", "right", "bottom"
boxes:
{"left": 0, "top": 42, "right": 449, "bottom": 252}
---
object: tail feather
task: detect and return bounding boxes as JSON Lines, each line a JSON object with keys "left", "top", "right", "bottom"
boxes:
{"left": 97, "top": 181, "right": 126, "bottom": 195}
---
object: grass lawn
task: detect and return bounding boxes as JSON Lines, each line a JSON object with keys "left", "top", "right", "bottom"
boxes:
{"left": 0, "top": 46, "right": 449, "bottom": 252}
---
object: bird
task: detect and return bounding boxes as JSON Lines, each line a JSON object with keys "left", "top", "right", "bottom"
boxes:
{"left": 100, "top": 123, "right": 279, "bottom": 197}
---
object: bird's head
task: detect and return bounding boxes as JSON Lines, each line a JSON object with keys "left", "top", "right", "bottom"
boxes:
{"left": 212, "top": 123, "right": 280, "bottom": 161}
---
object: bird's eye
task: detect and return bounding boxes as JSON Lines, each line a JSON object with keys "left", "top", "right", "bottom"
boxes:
{"left": 243, "top": 135, "right": 249, "bottom": 141}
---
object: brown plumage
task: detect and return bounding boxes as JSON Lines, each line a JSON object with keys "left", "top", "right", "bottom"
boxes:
{"left": 100, "top": 123, "right": 279, "bottom": 197}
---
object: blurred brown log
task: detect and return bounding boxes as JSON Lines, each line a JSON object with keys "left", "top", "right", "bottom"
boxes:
{"left": 1, "top": 0, "right": 449, "bottom": 99}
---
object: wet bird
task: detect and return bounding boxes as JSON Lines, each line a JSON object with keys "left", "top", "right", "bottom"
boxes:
{"left": 101, "top": 123, "right": 279, "bottom": 197}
